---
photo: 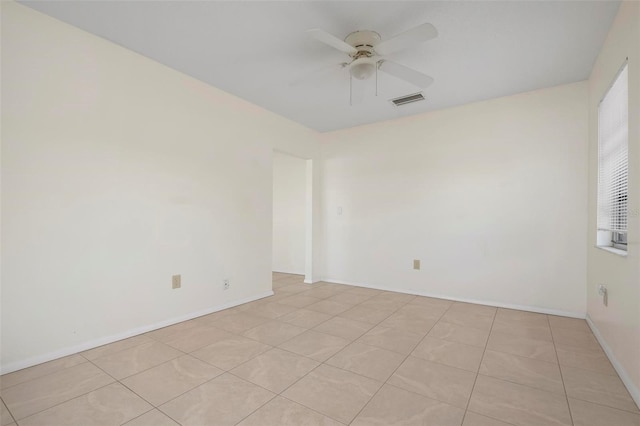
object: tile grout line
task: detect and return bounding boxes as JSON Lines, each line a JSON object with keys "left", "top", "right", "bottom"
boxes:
{"left": 343, "top": 298, "right": 450, "bottom": 425}
{"left": 4, "top": 350, "right": 119, "bottom": 424}
{"left": 154, "top": 284, "right": 380, "bottom": 426}
{"left": 227, "top": 364, "right": 335, "bottom": 426}
{"left": 144, "top": 358, "right": 274, "bottom": 425}
{"left": 265, "top": 285, "right": 403, "bottom": 354}
{"left": 460, "top": 305, "right": 497, "bottom": 425}
{"left": 150, "top": 372, "right": 232, "bottom": 425}
{"left": 275, "top": 396, "right": 349, "bottom": 426}
{"left": 237, "top": 304, "right": 355, "bottom": 349}
{"left": 118, "top": 281, "right": 370, "bottom": 425}
{"left": 0, "top": 355, "right": 90, "bottom": 394}
{"left": 280, "top": 307, "right": 343, "bottom": 330}
{"left": 11, "top": 380, "right": 117, "bottom": 424}
{"left": 251, "top": 293, "right": 418, "bottom": 426}
{"left": 0, "top": 395, "right": 17, "bottom": 425}
{"left": 561, "top": 394, "right": 640, "bottom": 415}
{"left": 113, "top": 349, "right": 256, "bottom": 425}
{"left": 551, "top": 322, "right": 639, "bottom": 416}
{"left": 88, "top": 342, "right": 190, "bottom": 382}
{"left": 241, "top": 358, "right": 342, "bottom": 423}
{"left": 549, "top": 316, "right": 576, "bottom": 426}
{"left": 79, "top": 344, "right": 233, "bottom": 426}
{"left": 216, "top": 371, "right": 280, "bottom": 426}
{"left": 244, "top": 292, "right": 395, "bottom": 362}
{"left": 472, "top": 373, "right": 567, "bottom": 398}
{"left": 119, "top": 407, "right": 162, "bottom": 426}
{"left": 467, "top": 311, "right": 595, "bottom": 425}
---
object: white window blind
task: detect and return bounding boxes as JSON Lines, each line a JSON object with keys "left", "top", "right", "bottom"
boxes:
{"left": 598, "top": 64, "right": 628, "bottom": 235}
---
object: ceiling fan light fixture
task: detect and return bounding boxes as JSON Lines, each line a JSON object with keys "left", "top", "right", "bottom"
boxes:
{"left": 349, "top": 58, "right": 378, "bottom": 80}
{"left": 349, "top": 60, "right": 376, "bottom": 80}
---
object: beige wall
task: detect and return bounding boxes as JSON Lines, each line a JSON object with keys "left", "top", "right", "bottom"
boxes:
{"left": 586, "top": 1, "right": 640, "bottom": 405}
{"left": 320, "top": 82, "right": 589, "bottom": 316}
{"left": 0, "top": 2, "right": 320, "bottom": 372}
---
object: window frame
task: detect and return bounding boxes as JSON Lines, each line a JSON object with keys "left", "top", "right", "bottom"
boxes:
{"left": 596, "top": 60, "right": 629, "bottom": 254}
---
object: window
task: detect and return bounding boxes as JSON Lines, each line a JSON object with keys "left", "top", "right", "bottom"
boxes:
{"left": 597, "top": 63, "right": 628, "bottom": 253}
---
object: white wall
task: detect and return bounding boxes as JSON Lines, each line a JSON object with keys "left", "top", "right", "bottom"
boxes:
{"left": 0, "top": 2, "right": 320, "bottom": 372}
{"left": 586, "top": 1, "right": 640, "bottom": 405}
{"left": 321, "top": 82, "right": 589, "bottom": 316}
{"left": 272, "top": 152, "right": 306, "bottom": 274}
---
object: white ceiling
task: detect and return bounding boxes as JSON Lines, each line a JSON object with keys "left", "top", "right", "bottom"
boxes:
{"left": 22, "top": 1, "right": 619, "bottom": 132}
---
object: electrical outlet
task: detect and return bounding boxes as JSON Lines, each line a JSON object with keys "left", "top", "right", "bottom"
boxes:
{"left": 223, "top": 279, "right": 230, "bottom": 290}
{"left": 413, "top": 259, "right": 420, "bottom": 270}
{"left": 172, "top": 274, "right": 181, "bottom": 289}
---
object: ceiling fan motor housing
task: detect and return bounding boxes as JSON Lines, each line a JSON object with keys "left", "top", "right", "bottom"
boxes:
{"left": 305, "top": 24, "right": 437, "bottom": 89}
{"left": 345, "top": 30, "right": 380, "bottom": 56}
{"left": 345, "top": 31, "right": 380, "bottom": 80}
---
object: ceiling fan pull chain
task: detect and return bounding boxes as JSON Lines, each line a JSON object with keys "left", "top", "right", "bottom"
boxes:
{"left": 349, "top": 75, "right": 353, "bottom": 106}
{"left": 375, "top": 63, "right": 378, "bottom": 97}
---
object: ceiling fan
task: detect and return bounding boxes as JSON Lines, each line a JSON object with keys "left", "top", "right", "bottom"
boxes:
{"left": 303, "top": 23, "right": 438, "bottom": 104}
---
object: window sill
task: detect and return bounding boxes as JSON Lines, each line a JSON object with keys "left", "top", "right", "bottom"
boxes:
{"left": 595, "top": 245, "right": 628, "bottom": 257}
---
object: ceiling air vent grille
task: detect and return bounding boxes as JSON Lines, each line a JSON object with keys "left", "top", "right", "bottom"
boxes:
{"left": 390, "top": 92, "right": 425, "bottom": 107}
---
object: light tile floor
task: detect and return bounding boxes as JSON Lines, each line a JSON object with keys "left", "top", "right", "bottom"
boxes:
{"left": 1, "top": 273, "right": 639, "bottom": 425}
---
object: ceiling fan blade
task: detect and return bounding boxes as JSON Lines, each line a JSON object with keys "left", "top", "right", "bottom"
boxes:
{"left": 378, "top": 60, "right": 434, "bottom": 88}
{"left": 374, "top": 23, "right": 438, "bottom": 56}
{"left": 307, "top": 29, "right": 357, "bottom": 55}
{"left": 289, "top": 62, "right": 347, "bottom": 87}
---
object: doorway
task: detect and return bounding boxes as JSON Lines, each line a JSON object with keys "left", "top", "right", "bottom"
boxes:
{"left": 272, "top": 152, "right": 307, "bottom": 277}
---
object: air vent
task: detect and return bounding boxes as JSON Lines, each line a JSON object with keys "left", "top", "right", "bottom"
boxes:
{"left": 390, "top": 93, "right": 425, "bottom": 106}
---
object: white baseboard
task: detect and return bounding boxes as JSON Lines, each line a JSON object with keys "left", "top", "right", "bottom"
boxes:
{"left": 272, "top": 269, "right": 305, "bottom": 276}
{"left": 0, "top": 291, "right": 274, "bottom": 375}
{"left": 586, "top": 314, "right": 640, "bottom": 409}
{"left": 322, "top": 278, "right": 585, "bottom": 319}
